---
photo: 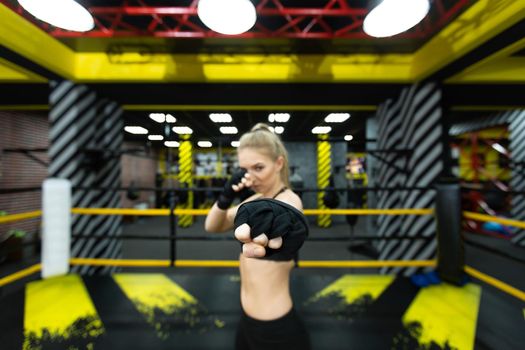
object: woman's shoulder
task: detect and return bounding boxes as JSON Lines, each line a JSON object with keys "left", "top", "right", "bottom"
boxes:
{"left": 274, "top": 189, "right": 303, "bottom": 211}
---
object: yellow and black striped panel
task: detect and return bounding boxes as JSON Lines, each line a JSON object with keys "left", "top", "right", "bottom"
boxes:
{"left": 177, "top": 134, "right": 194, "bottom": 228}
{"left": 317, "top": 134, "right": 331, "bottom": 228}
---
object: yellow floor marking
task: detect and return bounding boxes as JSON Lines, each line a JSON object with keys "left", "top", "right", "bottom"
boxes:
{"left": 310, "top": 275, "right": 395, "bottom": 304}
{"left": 23, "top": 274, "right": 103, "bottom": 349}
{"left": 402, "top": 283, "right": 482, "bottom": 350}
{"left": 113, "top": 274, "right": 199, "bottom": 338}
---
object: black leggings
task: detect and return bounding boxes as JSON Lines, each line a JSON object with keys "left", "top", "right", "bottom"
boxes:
{"left": 235, "top": 308, "right": 311, "bottom": 350}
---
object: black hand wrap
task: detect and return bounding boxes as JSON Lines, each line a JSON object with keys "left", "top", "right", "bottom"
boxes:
{"left": 217, "top": 168, "right": 256, "bottom": 210}
{"left": 234, "top": 199, "right": 309, "bottom": 261}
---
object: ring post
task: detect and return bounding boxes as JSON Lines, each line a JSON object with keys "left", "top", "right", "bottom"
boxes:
{"left": 42, "top": 178, "right": 71, "bottom": 278}
{"left": 169, "top": 190, "right": 177, "bottom": 267}
{"left": 435, "top": 180, "right": 465, "bottom": 285}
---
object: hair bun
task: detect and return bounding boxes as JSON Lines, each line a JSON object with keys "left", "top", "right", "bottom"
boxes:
{"left": 251, "top": 123, "right": 273, "bottom": 133}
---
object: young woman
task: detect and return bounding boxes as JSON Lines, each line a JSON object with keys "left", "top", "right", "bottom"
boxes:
{"left": 205, "top": 123, "right": 310, "bottom": 350}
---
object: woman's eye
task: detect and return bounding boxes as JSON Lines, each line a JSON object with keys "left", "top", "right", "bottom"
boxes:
{"left": 254, "top": 166, "right": 264, "bottom": 171}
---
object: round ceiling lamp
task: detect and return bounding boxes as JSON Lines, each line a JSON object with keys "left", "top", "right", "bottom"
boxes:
{"left": 363, "top": 0, "right": 430, "bottom": 38}
{"left": 18, "top": 0, "right": 94, "bottom": 32}
{"left": 197, "top": 0, "right": 257, "bottom": 35}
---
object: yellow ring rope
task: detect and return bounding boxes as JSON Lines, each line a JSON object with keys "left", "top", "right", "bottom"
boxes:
{"left": 0, "top": 263, "right": 41, "bottom": 287}
{"left": 0, "top": 210, "right": 42, "bottom": 224}
{"left": 69, "top": 258, "right": 434, "bottom": 268}
{"left": 463, "top": 211, "right": 525, "bottom": 230}
{"left": 71, "top": 208, "right": 433, "bottom": 216}
{"left": 298, "top": 260, "right": 436, "bottom": 268}
{"left": 4, "top": 209, "right": 525, "bottom": 232}
{"left": 2, "top": 262, "right": 524, "bottom": 303}
{"left": 465, "top": 266, "right": 525, "bottom": 302}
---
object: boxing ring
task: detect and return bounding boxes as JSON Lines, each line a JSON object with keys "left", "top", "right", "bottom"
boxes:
{"left": 1, "top": 187, "right": 524, "bottom": 350}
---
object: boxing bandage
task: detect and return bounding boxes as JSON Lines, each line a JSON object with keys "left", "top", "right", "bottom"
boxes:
{"left": 234, "top": 199, "right": 309, "bottom": 261}
{"left": 217, "top": 168, "right": 256, "bottom": 210}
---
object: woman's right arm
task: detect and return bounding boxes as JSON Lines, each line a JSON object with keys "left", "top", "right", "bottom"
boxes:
{"left": 204, "top": 203, "right": 236, "bottom": 232}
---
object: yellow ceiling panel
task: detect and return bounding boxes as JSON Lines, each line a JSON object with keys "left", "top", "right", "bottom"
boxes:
{"left": 447, "top": 36, "right": 525, "bottom": 83}
{"left": 0, "top": 57, "right": 46, "bottom": 82}
{"left": 0, "top": 3, "right": 74, "bottom": 80}
{"left": 412, "top": 0, "right": 525, "bottom": 81}
{"left": 73, "top": 52, "right": 413, "bottom": 83}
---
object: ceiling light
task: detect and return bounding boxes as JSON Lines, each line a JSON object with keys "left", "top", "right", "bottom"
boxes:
{"left": 231, "top": 141, "right": 240, "bottom": 148}
{"left": 344, "top": 135, "right": 354, "bottom": 141}
{"left": 18, "top": 0, "right": 95, "bottom": 32}
{"left": 172, "top": 126, "right": 193, "bottom": 134}
{"left": 311, "top": 126, "right": 332, "bottom": 134}
{"left": 164, "top": 141, "right": 180, "bottom": 148}
{"left": 220, "top": 126, "right": 238, "bottom": 134}
{"left": 124, "top": 126, "right": 148, "bottom": 135}
{"left": 197, "top": 0, "right": 257, "bottom": 35}
{"left": 269, "top": 126, "right": 284, "bottom": 134}
{"left": 363, "top": 0, "right": 430, "bottom": 38}
{"left": 148, "top": 135, "right": 164, "bottom": 141}
{"left": 149, "top": 113, "right": 165, "bottom": 123}
{"left": 268, "top": 113, "right": 290, "bottom": 123}
{"left": 325, "top": 113, "right": 350, "bottom": 123}
{"left": 165, "top": 114, "right": 176, "bottom": 123}
{"left": 491, "top": 143, "right": 507, "bottom": 154}
{"left": 198, "top": 141, "right": 213, "bottom": 148}
{"left": 209, "top": 113, "right": 232, "bottom": 123}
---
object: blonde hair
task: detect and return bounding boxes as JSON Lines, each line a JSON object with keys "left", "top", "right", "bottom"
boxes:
{"left": 238, "top": 123, "right": 290, "bottom": 187}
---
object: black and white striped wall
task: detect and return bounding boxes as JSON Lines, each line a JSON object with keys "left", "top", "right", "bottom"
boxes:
{"left": 49, "top": 80, "right": 124, "bottom": 274}
{"left": 374, "top": 83, "right": 444, "bottom": 275}
{"left": 508, "top": 111, "right": 525, "bottom": 247}
{"left": 450, "top": 110, "right": 525, "bottom": 247}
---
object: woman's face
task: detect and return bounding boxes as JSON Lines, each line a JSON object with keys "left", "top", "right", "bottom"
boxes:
{"left": 237, "top": 147, "right": 283, "bottom": 194}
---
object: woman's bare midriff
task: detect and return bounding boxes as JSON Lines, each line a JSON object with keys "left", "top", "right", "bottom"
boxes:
{"left": 239, "top": 253, "right": 294, "bottom": 320}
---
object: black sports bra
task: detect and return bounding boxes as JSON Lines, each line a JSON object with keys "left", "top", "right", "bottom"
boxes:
{"left": 272, "top": 186, "right": 287, "bottom": 199}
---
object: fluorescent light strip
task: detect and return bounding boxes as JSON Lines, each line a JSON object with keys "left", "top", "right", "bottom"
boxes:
{"left": 269, "top": 126, "right": 284, "bottom": 134}
{"left": 311, "top": 126, "right": 332, "bottom": 134}
{"left": 172, "top": 126, "right": 193, "bottom": 134}
{"left": 231, "top": 141, "right": 240, "bottom": 147}
{"left": 166, "top": 114, "right": 176, "bottom": 123}
{"left": 149, "top": 113, "right": 165, "bottom": 123}
{"left": 344, "top": 135, "right": 354, "bottom": 141}
{"left": 325, "top": 113, "right": 350, "bottom": 123}
{"left": 220, "top": 126, "right": 238, "bottom": 134}
{"left": 124, "top": 126, "right": 148, "bottom": 135}
{"left": 149, "top": 113, "right": 176, "bottom": 123}
{"left": 164, "top": 141, "right": 180, "bottom": 148}
{"left": 198, "top": 141, "right": 213, "bottom": 148}
{"left": 268, "top": 113, "right": 290, "bottom": 123}
{"left": 209, "top": 113, "right": 232, "bottom": 123}
{"left": 148, "top": 135, "right": 164, "bottom": 141}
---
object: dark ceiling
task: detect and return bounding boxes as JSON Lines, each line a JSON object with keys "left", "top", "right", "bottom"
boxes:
{"left": 124, "top": 109, "right": 369, "bottom": 144}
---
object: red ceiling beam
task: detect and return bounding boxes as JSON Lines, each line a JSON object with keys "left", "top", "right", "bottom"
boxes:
{"left": 88, "top": 6, "right": 367, "bottom": 17}
{"left": 0, "top": 0, "right": 471, "bottom": 40}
